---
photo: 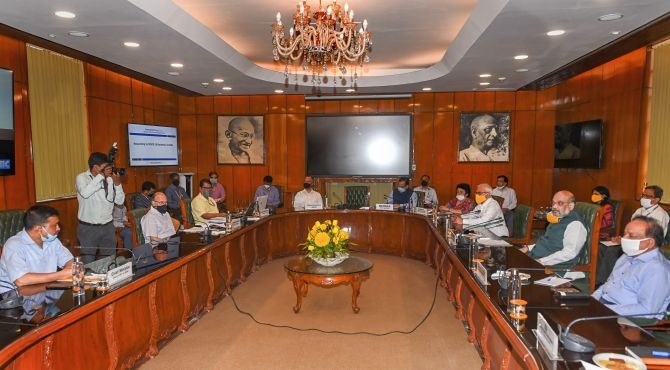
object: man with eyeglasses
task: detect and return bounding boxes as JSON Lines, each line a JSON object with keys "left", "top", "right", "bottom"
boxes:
{"left": 191, "top": 178, "right": 228, "bottom": 225}
{"left": 219, "top": 117, "right": 263, "bottom": 164}
{"left": 632, "top": 185, "right": 669, "bottom": 236}
{"left": 456, "top": 183, "right": 509, "bottom": 237}
{"left": 519, "top": 190, "right": 587, "bottom": 267}
{"left": 140, "top": 192, "right": 177, "bottom": 245}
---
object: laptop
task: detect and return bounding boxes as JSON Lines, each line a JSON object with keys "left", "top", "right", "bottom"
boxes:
{"left": 256, "top": 195, "right": 268, "bottom": 211}
{"left": 244, "top": 200, "right": 257, "bottom": 217}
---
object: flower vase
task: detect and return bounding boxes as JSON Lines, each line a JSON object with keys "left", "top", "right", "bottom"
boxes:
{"left": 310, "top": 252, "right": 349, "bottom": 266}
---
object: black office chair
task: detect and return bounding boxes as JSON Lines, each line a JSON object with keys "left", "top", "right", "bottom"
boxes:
{"left": 345, "top": 186, "right": 369, "bottom": 209}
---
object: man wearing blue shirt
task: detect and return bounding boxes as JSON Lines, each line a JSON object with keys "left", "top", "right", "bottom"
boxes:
{"left": 254, "top": 175, "right": 281, "bottom": 213}
{"left": 593, "top": 216, "right": 670, "bottom": 319}
{"left": 0, "top": 206, "right": 73, "bottom": 294}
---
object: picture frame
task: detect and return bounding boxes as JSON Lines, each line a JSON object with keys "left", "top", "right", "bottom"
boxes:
{"left": 217, "top": 116, "right": 265, "bottom": 164}
{"left": 458, "top": 112, "right": 510, "bottom": 162}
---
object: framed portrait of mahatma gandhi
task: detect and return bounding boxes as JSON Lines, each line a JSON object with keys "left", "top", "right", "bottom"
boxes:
{"left": 217, "top": 116, "right": 265, "bottom": 165}
{"left": 458, "top": 112, "right": 510, "bottom": 162}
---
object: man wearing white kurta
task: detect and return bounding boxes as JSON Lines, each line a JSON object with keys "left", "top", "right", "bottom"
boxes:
{"left": 293, "top": 176, "right": 323, "bottom": 211}
{"left": 492, "top": 175, "right": 517, "bottom": 231}
{"left": 459, "top": 183, "right": 509, "bottom": 237}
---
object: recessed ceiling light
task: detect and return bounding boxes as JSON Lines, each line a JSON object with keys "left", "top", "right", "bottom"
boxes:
{"left": 170, "top": 63, "right": 184, "bottom": 68}
{"left": 123, "top": 41, "right": 140, "bottom": 48}
{"left": 480, "top": 82, "right": 490, "bottom": 86}
{"left": 167, "top": 71, "right": 180, "bottom": 76}
{"left": 222, "top": 87, "right": 232, "bottom": 91}
{"left": 422, "top": 87, "right": 432, "bottom": 91}
{"left": 201, "top": 82, "right": 209, "bottom": 87}
{"left": 48, "top": 34, "right": 57, "bottom": 38}
{"left": 345, "top": 88, "right": 356, "bottom": 93}
{"left": 274, "top": 89, "right": 284, "bottom": 93}
{"left": 498, "top": 77, "right": 507, "bottom": 81}
{"left": 515, "top": 68, "right": 529, "bottom": 72}
{"left": 479, "top": 74, "right": 491, "bottom": 78}
{"left": 598, "top": 13, "right": 623, "bottom": 22}
{"left": 610, "top": 30, "right": 621, "bottom": 35}
{"left": 213, "top": 78, "right": 224, "bottom": 83}
{"left": 68, "top": 31, "right": 89, "bottom": 37}
{"left": 55, "top": 11, "right": 76, "bottom": 19}
{"left": 546, "top": 30, "right": 565, "bottom": 36}
{"left": 514, "top": 54, "right": 529, "bottom": 60}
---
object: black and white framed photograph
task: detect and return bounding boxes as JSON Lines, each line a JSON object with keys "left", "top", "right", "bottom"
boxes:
{"left": 458, "top": 112, "right": 510, "bottom": 162}
{"left": 217, "top": 116, "right": 265, "bottom": 164}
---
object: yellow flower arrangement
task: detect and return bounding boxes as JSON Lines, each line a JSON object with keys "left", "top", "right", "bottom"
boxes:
{"left": 301, "top": 219, "right": 351, "bottom": 260}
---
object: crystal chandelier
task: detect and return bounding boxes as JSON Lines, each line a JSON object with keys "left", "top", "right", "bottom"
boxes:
{"left": 271, "top": 0, "right": 372, "bottom": 90}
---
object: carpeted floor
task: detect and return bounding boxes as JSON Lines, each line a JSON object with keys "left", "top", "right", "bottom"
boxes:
{"left": 139, "top": 253, "right": 482, "bottom": 370}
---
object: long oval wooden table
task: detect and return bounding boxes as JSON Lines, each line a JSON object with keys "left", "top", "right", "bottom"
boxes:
{"left": 0, "top": 210, "right": 662, "bottom": 369}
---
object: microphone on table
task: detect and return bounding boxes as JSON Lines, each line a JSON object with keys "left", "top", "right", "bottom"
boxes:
{"left": 560, "top": 310, "right": 670, "bottom": 352}
{"left": 75, "top": 246, "right": 136, "bottom": 272}
{"left": 331, "top": 192, "right": 343, "bottom": 207}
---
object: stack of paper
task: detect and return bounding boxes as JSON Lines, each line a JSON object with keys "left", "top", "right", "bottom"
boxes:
{"left": 534, "top": 276, "right": 571, "bottom": 287}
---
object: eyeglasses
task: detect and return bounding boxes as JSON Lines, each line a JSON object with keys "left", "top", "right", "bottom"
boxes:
{"left": 201, "top": 185, "right": 212, "bottom": 189}
{"left": 475, "top": 191, "right": 490, "bottom": 195}
{"left": 153, "top": 202, "right": 167, "bottom": 206}
{"left": 231, "top": 131, "right": 254, "bottom": 139}
{"left": 641, "top": 193, "right": 656, "bottom": 199}
{"left": 551, "top": 200, "right": 573, "bottom": 207}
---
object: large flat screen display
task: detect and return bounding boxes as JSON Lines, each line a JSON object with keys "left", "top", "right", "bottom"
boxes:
{"left": 128, "top": 123, "right": 179, "bottom": 166}
{"left": 306, "top": 115, "right": 412, "bottom": 177}
{"left": 554, "top": 119, "right": 603, "bottom": 169}
{"left": 0, "top": 68, "right": 14, "bottom": 176}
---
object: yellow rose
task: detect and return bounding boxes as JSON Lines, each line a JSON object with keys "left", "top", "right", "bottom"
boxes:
{"left": 310, "top": 229, "right": 317, "bottom": 237}
{"left": 318, "top": 224, "right": 326, "bottom": 231}
{"left": 332, "top": 226, "right": 340, "bottom": 235}
{"left": 314, "top": 232, "right": 330, "bottom": 247}
{"left": 339, "top": 230, "right": 349, "bottom": 240}
{"left": 308, "top": 245, "right": 315, "bottom": 251}
{"left": 307, "top": 233, "right": 314, "bottom": 241}
{"left": 333, "top": 236, "right": 340, "bottom": 244}
{"left": 314, "top": 221, "right": 321, "bottom": 228}
{"left": 333, "top": 220, "right": 338, "bottom": 226}
{"left": 325, "top": 220, "right": 331, "bottom": 225}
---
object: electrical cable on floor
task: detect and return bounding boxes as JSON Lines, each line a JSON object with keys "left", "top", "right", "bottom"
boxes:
{"left": 211, "top": 250, "right": 445, "bottom": 336}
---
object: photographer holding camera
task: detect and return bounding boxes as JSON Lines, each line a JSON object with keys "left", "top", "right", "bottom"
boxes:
{"left": 75, "top": 149, "right": 125, "bottom": 264}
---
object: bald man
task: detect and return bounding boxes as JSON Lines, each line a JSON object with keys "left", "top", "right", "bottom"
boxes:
{"left": 459, "top": 114, "right": 502, "bottom": 162}
{"left": 140, "top": 192, "right": 177, "bottom": 245}
{"left": 218, "top": 117, "right": 263, "bottom": 164}
{"left": 456, "top": 183, "right": 509, "bottom": 237}
{"left": 519, "top": 190, "right": 587, "bottom": 266}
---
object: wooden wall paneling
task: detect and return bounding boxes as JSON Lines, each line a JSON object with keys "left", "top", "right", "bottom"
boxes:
{"left": 323, "top": 100, "right": 340, "bottom": 113}
{"left": 268, "top": 95, "right": 287, "bottom": 114}
{"left": 394, "top": 98, "right": 413, "bottom": 113}
{"left": 231, "top": 96, "right": 250, "bottom": 115}
{"left": 141, "top": 83, "right": 154, "bottom": 110}
{"left": 86, "top": 64, "right": 107, "bottom": 100}
{"left": 514, "top": 91, "right": 537, "bottom": 111}
{"left": 208, "top": 244, "right": 229, "bottom": 298}
{"left": 4, "top": 82, "right": 32, "bottom": 209}
{"left": 531, "top": 110, "right": 555, "bottom": 206}
{"left": 48, "top": 309, "right": 111, "bottom": 370}
{"left": 117, "top": 74, "right": 132, "bottom": 105}
{"left": 412, "top": 112, "right": 435, "bottom": 181}
{"left": 143, "top": 108, "right": 155, "bottom": 124}
{"left": 7, "top": 341, "right": 45, "bottom": 369}
{"left": 231, "top": 165, "right": 253, "bottom": 209}
{"left": 195, "top": 96, "right": 214, "bottom": 115}
{"left": 377, "top": 99, "right": 394, "bottom": 113}
{"left": 454, "top": 92, "right": 475, "bottom": 112}
{"left": 0, "top": 35, "right": 26, "bottom": 82}
{"left": 131, "top": 80, "right": 144, "bottom": 109}
{"left": 104, "top": 69, "right": 121, "bottom": 102}
{"left": 179, "top": 95, "right": 196, "bottom": 115}
{"left": 414, "top": 93, "right": 435, "bottom": 113}
{"left": 265, "top": 114, "right": 287, "bottom": 188}
{"left": 111, "top": 287, "right": 154, "bottom": 368}
{"left": 153, "top": 269, "right": 186, "bottom": 344}
{"left": 286, "top": 95, "right": 304, "bottom": 114}
{"left": 434, "top": 93, "right": 455, "bottom": 112}
{"left": 181, "top": 254, "right": 211, "bottom": 325}
{"left": 195, "top": 114, "right": 216, "bottom": 185}
{"left": 304, "top": 100, "right": 324, "bottom": 114}
{"left": 432, "top": 112, "right": 454, "bottom": 204}
{"left": 214, "top": 96, "right": 232, "bottom": 115}
{"left": 249, "top": 95, "right": 269, "bottom": 114}
{"left": 510, "top": 111, "right": 536, "bottom": 205}
{"left": 494, "top": 92, "right": 516, "bottom": 111}
{"left": 225, "top": 237, "right": 245, "bottom": 288}
{"left": 358, "top": 99, "right": 378, "bottom": 113}
{"left": 286, "top": 114, "right": 306, "bottom": 192}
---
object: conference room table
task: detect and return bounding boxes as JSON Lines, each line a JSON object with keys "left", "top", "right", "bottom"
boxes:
{"left": 0, "top": 210, "right": 665, "bottom": 369}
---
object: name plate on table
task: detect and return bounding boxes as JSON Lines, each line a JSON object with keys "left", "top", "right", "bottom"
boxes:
{"left": 533, "top": 312, "right": 562, "bottom": 361}
{"left": 375, "top": 203, "right": 394, "bottom": 211}
{"left": 414, "top": 207, "right": 430, "bottom": 216}
{"left": 259, "top": 209, "right": 270, "bottom": 217}
{"left": 107, "top": 262, "right": 133, "bottom": 286}
{"left": 305, "top": 204, "right": 323, "bottom": 210}
{"left": 474, "top": 261, "right": 489, "bottom": 285}
{"left": 230, "top": 218, "right": 242, "bottom": 231}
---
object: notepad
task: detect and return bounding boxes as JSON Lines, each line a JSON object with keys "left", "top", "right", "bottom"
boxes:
{"left": 601, "top": 240, "right": 620, "bottom": 247}
{"left": 534, "top": 276, "right": 571, "bottom": 287}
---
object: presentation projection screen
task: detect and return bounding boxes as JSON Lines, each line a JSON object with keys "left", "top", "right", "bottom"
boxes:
{"left": 306, "top": 115, "right": 412, "bottom": 177}
{"left": 128, "top": 123, "right": 179, "bottom": 166}
{"left": 0, "top": 68, "right": 14, "bottom": 176}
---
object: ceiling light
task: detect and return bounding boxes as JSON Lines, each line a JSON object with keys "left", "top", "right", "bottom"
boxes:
{"left": 480, "top": 82, "right": 490, "bottom": 86}
{"left": 213, "top": 78, "right": 224, "bottom": 83}
{"left": 598, "top": 13, "right": 623, "bottom": 22}
{"left": 123, "top": 41, "right": 140, "bottom": 48}
{"left": 274, "top": 89, "right": 284, "bottom": 93}
{"left": 222, "top": 87, "right": 232, "bottom": 91}
{"left": 201, "top": 82, "right": 209, "bottom": 87}
{"left": 55, "top": 11, "right": 76, "bottom": 19}
{"left": 167, "top": 71, "right": 180, "bottom": 76}
{"left": 546, "top": 30, "right": 565, "bottom": 36}
{"left": 422, "top": 87, "right": 432, "bottom": 91}
{"left": 515, "top": 68, "right": 529, "bottom": 72}
{"left": 610, "top": 30, "right": 621, "bottom": 35}
{"left": 48, "top": 34, "right": 57, "bottom": 38}
{"left": 479, "top": 74, "right": 491, "bottom": 78}
{"left": 514, "top": 54, "right": 529, "bottom": 60}
{"left": 68, "top": 31, "right": 89, "bottom": 37}
{"left": 346, "top": 88, "right": 356, "bottom": 93}
{"left": 170, "top": 63, "right": 184, "bottom": 68}
{"left": 272, "top": 1, "right": 372, "bottom": 87}
{"left": 498, "top": 77, "right": 507, "bottom": 81}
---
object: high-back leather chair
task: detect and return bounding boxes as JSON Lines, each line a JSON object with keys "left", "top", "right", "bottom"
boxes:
{"left": 0, "top": 209, "right": 25, "bottom": 252}
{"left": 572, "top": 201, "right": 604, "bottom": 292}
{"left": 127, "top": 208, "right": 149, "bottom": 246}
{"left": 506, "top": 204, "right": 534, "bottom": 244}
{"left": 179, "top": 198, "right": 194, "bottom": 228}
{"left": 605, "top": 199, "right": 623, "bottom": 238}
{"left": 125, "top": 192, "right": 141, "bottom": 210}
{"left": 492, "top": 195, "right": 505, "bottom": 209}
{"left": 345, "top": 186, "right": 369, "bottom": 209}
{"left": 274, "top": 185, "right": 284, "bottom": 209}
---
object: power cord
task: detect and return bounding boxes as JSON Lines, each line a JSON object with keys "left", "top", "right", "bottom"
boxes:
{"left": 210, "top": 250, "right": 445, "bottom": 336}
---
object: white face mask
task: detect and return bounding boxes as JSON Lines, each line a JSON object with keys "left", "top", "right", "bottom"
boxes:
{"left": 640, "top": 198, "right": 653, "bottom": 209}
{"left": 496, "top": 186, "right": 505, "bottom": 190}
{"left": 456, "top": 194, "right": 465, "bottom": 201}
{"left": 621, "top": 237, "right": 649, "bottom": 257}
{"left": 264, "top": 184, "right": 271, "bottom": 189}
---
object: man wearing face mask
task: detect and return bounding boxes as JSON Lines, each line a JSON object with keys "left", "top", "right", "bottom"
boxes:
{"left": 132, "top": 181, "right": 156, "bottom": 210}
{"left": 0, "top": 205, "right": 73, "bottom": 292}
{"left": 456, "top": 183, "right": 509, "bottom": 237}
{"left": 386, "top": 177, "right": 418, "bottom": 210}
{"left": 413, "top": 174, "right": 438, "bottom": 207}
{"left": 166, "top": 173, "right": 188, "bottom": 221}
{"left": 255, "top": 175, "right": 281, "bottom": 213}
{"left": 519, "top": 190, "right": 587, "bottom": 267}
{"left": 631, "top": 185, "right": 669, "bottom": 236}
{"left": 141, "top": 192, "right": 177, "bottom": 244}
{"left": 293, "top": 176, "right": 323, "bottom": 211}
{"left": 191, "top": 179, "right": 228, "bottom": 225}
{"left": 593, "top": 217, "right": 670, "bottom": 319}
{"left": 491, "top": 175, "right": 517, "bottom": 231}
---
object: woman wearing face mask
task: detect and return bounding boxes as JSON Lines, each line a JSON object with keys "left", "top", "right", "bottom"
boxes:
{"left": 439, "top": 183, "right": 474, "bottom": 214}
{"left": 591, "top": 185, "right": 614, "bottom": 240}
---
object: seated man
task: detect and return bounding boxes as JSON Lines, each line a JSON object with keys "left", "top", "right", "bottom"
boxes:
{"left": 293, "top": 176, "right": 323, "bottom": 211}
{"left": 191, "top": 178, "right": 227, "bottom": 225}
{"left": 519, "top": 190, "right": 587, "bottom": 266}
{"left": 0, "top": 205, "right": 73, "bottom": 292}
{"left": 112, "top": 202, "right": 133, "bottom": 249}
{"left": 166, "top": 173, "right": 188, "bottom": 221}
{"left": 386, "top": 177, "right": 418, "bottom": 210}
{"left": 254, "top": 175, "right": 281, "bottom": 213}
{"left": 141, "top": 192, "right": 177, "bottom": 245}
{"left": 593, "top": 217, "right": 670, "bottom": 319}
{"left": 632, "top": 185, "right": 669, "bottom": 236}
{"left": 456, "top": 183, "right": 509, "bottom": 237}
{"left": 132, "top": 181, "right": 156, "bottom": 209}
{"left": 413, "top": 174, "right": 438, "bottom": 207}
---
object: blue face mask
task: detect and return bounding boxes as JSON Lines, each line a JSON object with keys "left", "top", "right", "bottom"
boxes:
{"left": 202, "top": 189, "right": 212, "bottom": 198}
{"left": 41, "top": 226, "right": 58, "bottom": 243}
{"left": 398, "top": 187, "right": 407, "bottom": 193}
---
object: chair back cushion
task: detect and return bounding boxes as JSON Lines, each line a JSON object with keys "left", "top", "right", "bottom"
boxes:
{"left": 128, "top": 208, "right": 149, "bottom": 246}
{"left": 183, "top": 198, "right": 195, "bottom": 227}
{"left": 512, "top": 204, "right": 532, "bottom": 239}
{"left": 0, "top": 209, "right": 25, "bottom": 247}
{"left": 608, "top": 199, "right": 622, "bottom": 236}
{"left": 345, "top": 186, "right": 369, "bottom": 209}
{"left": 573, "top": 202, "right": 602, "bottom": 265}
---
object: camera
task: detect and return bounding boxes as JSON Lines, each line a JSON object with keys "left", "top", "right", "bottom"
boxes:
{"left": 107, "top": 142, "right": 126, "bottom": 176}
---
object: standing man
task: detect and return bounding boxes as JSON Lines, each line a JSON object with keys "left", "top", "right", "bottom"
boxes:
{"left": 293, "top": 176, "right": 323, "bottom": 211}
{"left": 455, "top": 183, "right": 509, "bottom": 237}
{"left": 141, "top": 192, "right": 176, "bottom": 244}
{"left": 209, "top": 171, "right": 226, "bottom": 211}
{"left": 76, "top": 152, "right": 125, "bottom": 264}
{"left": 132, "top": 181, "right": 156, "bottom": 209}
{"left": 413, "top": 174, "right": 438, "bottom": 207}
{"left": 166, "top": 173, "right": 187, "bottom": 222}
{"left": 191, "top": 179, "right": 228, "bottom": 225}
{"left": 492, "top": 175, "right": 517, "bottom": 231}
{"left": 254, "top": 175, "right": 281, "bottom": 213}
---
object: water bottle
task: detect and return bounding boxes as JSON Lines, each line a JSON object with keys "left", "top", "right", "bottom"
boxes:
{"left": 507, "top": 269, "right": 522, "bottom": 313}
{"left": 325, "top": 196, "right": 329, "bottom": 209}
{"left": 72, "top": 256, "right": 85, "bottom": 296}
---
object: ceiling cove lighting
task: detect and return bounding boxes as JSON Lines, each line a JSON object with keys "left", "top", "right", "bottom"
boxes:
{"left": 546, "top": 30, "right": 565, "bottom": 36}
{"left": 170, "top": 63, "right": 184, "bottom": 68}
{"left": 480, "top": 82, "right": 490, "bottom": 86}
{"left": 213, "top": 78, "right": 224, "bottom": 83}
{"left": 272, "top": 0, "right": 372, "bottom": 87}
{"left": 345, "top": 88, "right": 356, "bottom": 93}
{"left": 515, "top": 68, "right": 529, "bottom": 72}
{"left": 222, "top": 87, "right": 232, "bottom": 91}
{"left": 55, "top": 11, "right": 76, "bottom": 19}
{"left": 514, "top": 54, "right": 528, "bottom": 60}
{"left": 123, "top": 41, "right": 140, "bottom": 48}
{"left": 167, "top": 71, "right": 180, "bottom": 76}
{"left": 274, "top": 89, "right": 284, "bottom": 93}
{"left": 479, "top": 74, "right": 491, "bottom": 78}
{"left": 598, "top": 13, "right": 623, "bottom": 22}
{"left": 68, "top": 31, "right": 89, "bottom": 37}
{"left": 421, "top": 87, "right": 432, "bottom": 91}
